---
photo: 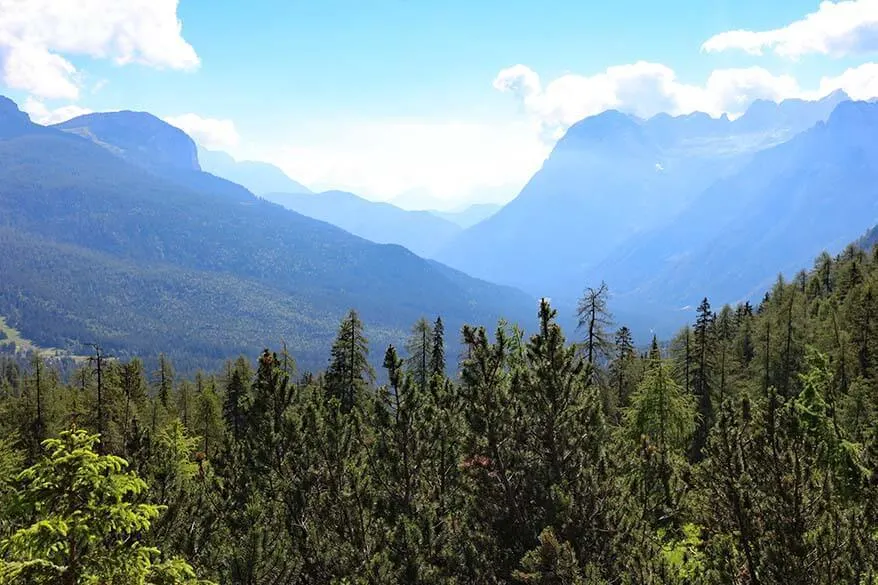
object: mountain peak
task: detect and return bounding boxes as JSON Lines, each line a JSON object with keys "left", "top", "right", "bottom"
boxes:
{"left": 54, "top": 111, "right": 200, "bottom": 171}
{"left": 560, "top": 109, "right": 646, "bottom": 151}
{"left": 0, "top": 95, "right": 35, "bottom": 137}
{"left": 569, "top": 109, "right": 639, "bottom": 133}
{"left": 821, "top": 88, "right": 851, "bottom": 105}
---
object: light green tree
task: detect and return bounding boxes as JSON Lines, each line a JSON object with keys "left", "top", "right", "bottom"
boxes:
{"left": 0, "top": 428, "right": 212, "bottom": 585}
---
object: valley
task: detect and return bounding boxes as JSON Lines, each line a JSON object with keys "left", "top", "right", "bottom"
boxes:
{"left": 3, "top": 1, "right": 878, "bottom": 582}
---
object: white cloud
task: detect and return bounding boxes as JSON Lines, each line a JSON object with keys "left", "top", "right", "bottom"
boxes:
{"left": 262, "top": 119, "right": 550, "bottom": 208}
{"left": 702, "top": 0, "right": 878, "bottom": 59}
{"left": 816, "top": 61, "right": 878, "bottom": 98}
{"left": 494, "top": 62, "right": 805, "bottom": 137}
{"left": 0, "top": 0, "right": 199, "bottom": 99}
{"left": 21, "top": 97, "right": 92, "bottom": 124}
{"left": 164, "top": 113, "right": 240, "bottom": 150}
{"left": 260, "top": 59, "right": 878, "bottom": 207}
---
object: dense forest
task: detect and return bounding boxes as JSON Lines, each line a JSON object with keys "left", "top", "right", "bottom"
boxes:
{"left": 2, "top": 242, "right": 878, "bottom": 584}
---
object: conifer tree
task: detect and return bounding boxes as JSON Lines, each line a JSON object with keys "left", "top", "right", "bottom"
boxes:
{"left": 325, "top": 309, "right": 374, "bottom": 414}
{"left": 222, "top": 358, "right": 251, "bottom": 443}
{"left": 609, "top": 326, "right": 637, "bottom": 416}
{"left": 430, "top": 316, "right": 446, "bottom": 377}
{"left": 623, "top": 356, "right": 695, "bottom": 522}
{"left": 119, "top": 358, "right": 148, "bottom": 455}
{"left": 576, "top": 281, "right": 613, "bottom": 368}
{"left": 690, "top": 298, "right": 714, "bottom": 461}
{"left": 0, "top": 429, "right": 211, "bottom": 585}
{"left": 156, "top": 353, "right": 175, "bottom": 410}
{"left": 195, "top": 377, "right": 223, "bottom": 459}
{"left": 405, "top": 317, "right": 433, "bottom": 389}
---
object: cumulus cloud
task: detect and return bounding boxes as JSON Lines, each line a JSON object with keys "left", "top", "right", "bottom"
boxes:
{"left": 494, "top": 62, "right": 805, "bottom": 137}
{"left": 164, "top": 113, "right": 241, "bottom": 150}
{"left": 0, "top": 0, "right": 199, "bottom": 99}
{"left": 262, "top": 120, "right": 550, "bottom": 208}
{"left": 816, "top": 61, "right": 878, "bottom": 98}
{"left": 702, "top": 0, "right": 878, "bottom": 58}
{"left": 21, "top": 97, "right": 92, "bottom": 124}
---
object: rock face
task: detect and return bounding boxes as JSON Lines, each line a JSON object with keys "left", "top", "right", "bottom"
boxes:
{"left": 54, "top": 111, "right": 201, "bottom": 172}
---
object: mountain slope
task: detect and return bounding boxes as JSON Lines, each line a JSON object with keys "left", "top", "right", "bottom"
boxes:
{"left": 0, "top": 101, "right": 535, "bottom": 371}
{"left": 54, "top": 111, "right": 200, "bottom": 171}
{"left": 197, "top": 146, "right": 312, "bottom": 195}
{"left": 598, "top": 100, "right": 878, "bottom": 319}
{"left": 435, "top": 110, "right": 745, "bottom": 295}
{"left": 436, "top": 92, "right": 851, "bottom": 300}
{"left": 263, "top": 190, "right": 462, "bottom": 257}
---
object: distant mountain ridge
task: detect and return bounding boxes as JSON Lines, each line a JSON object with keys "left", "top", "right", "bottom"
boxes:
{"left": 262, "top": 190, "right": 462, "bottom": 258}
{"left": 197, "top": 146, "right": 312, "bottom": 195}
{"left": 430, "top": 203, "right": 502, "bottom": 229}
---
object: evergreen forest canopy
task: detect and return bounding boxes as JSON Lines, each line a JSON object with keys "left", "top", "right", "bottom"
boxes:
{"left": 2, "top": 242, "right": 878, "bottom": 584}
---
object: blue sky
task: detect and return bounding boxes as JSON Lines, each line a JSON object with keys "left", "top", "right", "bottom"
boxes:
{"left": 2, "top": 0, "right": 877, "bottom": 209}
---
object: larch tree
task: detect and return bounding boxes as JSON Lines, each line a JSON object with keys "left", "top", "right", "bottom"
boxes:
{"left": 325, "top": 309, "right": 374, "bottom": 414}
{"left": 576, "top": 281, "right": 613, "bottom": 370}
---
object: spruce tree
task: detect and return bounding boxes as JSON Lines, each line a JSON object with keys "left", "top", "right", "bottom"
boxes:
{"left": 0, "top": 429, "right": 211, "bottom": 585}
{"left": 690, "top": 298, "right": 714, "bottom": 462}
{"left": 430, "top": 316, "right": 446, "bottom": 377}
{"left": 405, "top": 317, "right": 433, "bottom": 390}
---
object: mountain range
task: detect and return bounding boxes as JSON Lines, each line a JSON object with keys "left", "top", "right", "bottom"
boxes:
{"left": 195, "top": 150, "right": 502, "bottom": 254}
{"left": 430, "top": 90, "right": 878, "bottom": 334}
{"left": 0, "top": 97, "right": 535, "bottom": 371}
{"left": 2, "top": 87, "right": 876, "bottom": 366}
{"left": 197, "top": 145, "right": 313, "bottom": 196}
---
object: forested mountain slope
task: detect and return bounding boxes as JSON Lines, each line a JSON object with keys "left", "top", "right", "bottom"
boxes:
{"left": 2, "top": 231, "right": 877, "bottom": 585}
{"left": 0, "top": 99, "right": 534, "bottom": 371}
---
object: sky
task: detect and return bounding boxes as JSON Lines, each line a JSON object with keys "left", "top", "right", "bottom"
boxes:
{"left": 1, "top": 0, "right": 878, "bottom": 209}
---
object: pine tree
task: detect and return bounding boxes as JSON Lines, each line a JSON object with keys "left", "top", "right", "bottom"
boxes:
{"left": 513, "top": 528, "right": 586, "bottom": 585}
{"left": 521, "top": 299, "right": 612, "bottom": 570}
